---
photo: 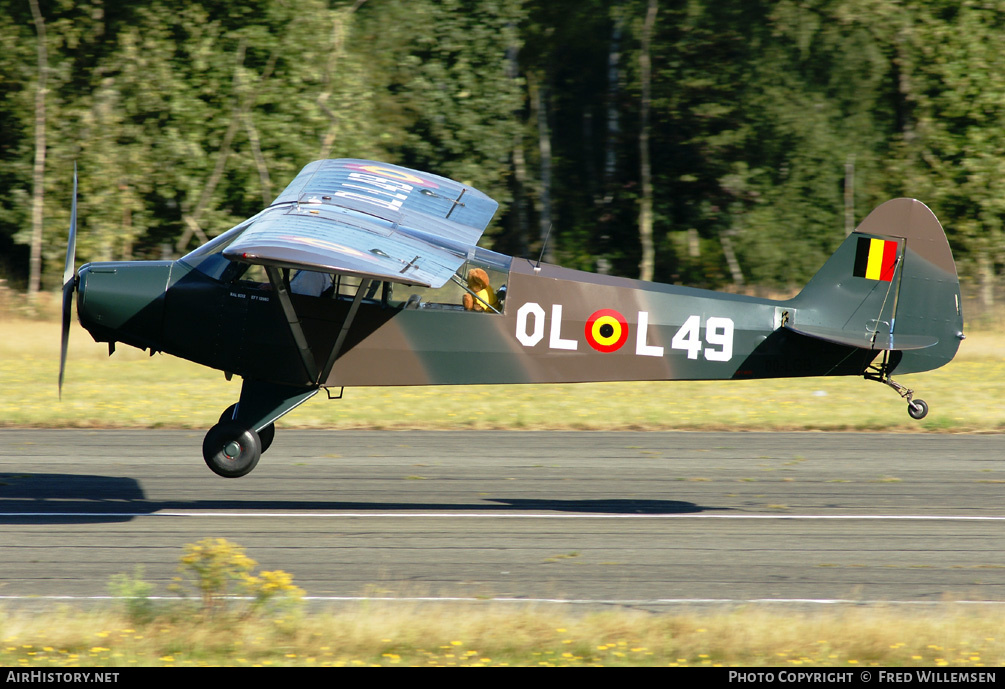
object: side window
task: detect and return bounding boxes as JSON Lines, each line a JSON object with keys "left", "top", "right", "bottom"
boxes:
{"left": 217, "top": 261, "right": 269, "bottom": 288}
{"left": 290, "top": 272, "right": 387, "bottom": 304}
{"left": 289, "top": 269, "right": 334, "bottom": 297}
{"left": 400, "top": 248, "right": 511, "bottom": 314}
{"left": 457, "top": 262, "right": 505, "bottom": 313}
{"left": 235, "top": 264, "right": 269, "bottom": 287}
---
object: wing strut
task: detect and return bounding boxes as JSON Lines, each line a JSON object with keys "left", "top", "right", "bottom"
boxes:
{"left": 318, "top": 278, "right": 371, "bottom": 384}
{"left": 265, "top": 267, "right": 374, "bottom": 388}
{"left": 266, "top": 266, "right": 320, "bottom": 383}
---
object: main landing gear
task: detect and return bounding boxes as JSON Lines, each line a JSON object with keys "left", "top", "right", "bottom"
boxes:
{"left": 203, "top": 405, "right": 278, "bottom": 478}
{"left": 865, "top": 352, "right": 928, "bottom": 420}
{"left": 201, "top": 381, "right": 319, "bottom": 478}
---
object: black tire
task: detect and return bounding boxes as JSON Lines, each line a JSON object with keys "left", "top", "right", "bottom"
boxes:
{"left": 203, "top": 421, "right": 262, "bottom": 478}
{"left": 219, "top": 404, "right": 275, "bottom": 453}
{"left": 258, "top": 423, "right": 276, "bottom": 453}
{"left": 907, "top": 399, "right": 928, "bottom": 420}
{"left": 218, "top": 404, "right": 238, "bottom": 424}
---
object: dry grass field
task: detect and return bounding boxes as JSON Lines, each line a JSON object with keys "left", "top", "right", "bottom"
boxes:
{"left": 1, "top": 602, "right": 1003, "bottom": 667}
{"left": 2, "top": 311, "right": 1001, "bottom": 432}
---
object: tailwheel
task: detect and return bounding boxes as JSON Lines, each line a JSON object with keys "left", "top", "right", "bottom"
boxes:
{"left": 864, "top": 351, "right": 930, "bottom": 421}
{"left": 219, "top": 404, "right": 276, "bottom": 453}
{"left": 908, "top": 399, "right": 928, "bottom": 420}
{"left": 203, "top": 421, "right": 262, "bottom": 478}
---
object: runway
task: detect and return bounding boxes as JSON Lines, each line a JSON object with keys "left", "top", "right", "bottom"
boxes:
{"left": 1, "top": 429, "right": 1002, "bottom": 608}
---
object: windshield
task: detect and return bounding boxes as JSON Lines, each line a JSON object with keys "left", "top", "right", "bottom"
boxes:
{"left": 178, "top": 222, "right": 252, "bottom": 280}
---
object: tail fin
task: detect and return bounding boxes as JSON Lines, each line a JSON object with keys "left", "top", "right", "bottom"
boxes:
{"left": 787, "top": 198, "right": 964, "bottom": 374}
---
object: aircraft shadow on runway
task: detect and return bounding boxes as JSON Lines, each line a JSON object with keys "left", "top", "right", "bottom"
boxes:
{"left": 0, "top": 473, "right": 712, "bottom": 522}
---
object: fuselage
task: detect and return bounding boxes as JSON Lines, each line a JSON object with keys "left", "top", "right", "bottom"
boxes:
{"left": 76, "top": 250, "right": 879, "bottom": 390}
{"left": 323, "top": 258, "right": 874, "bottom": 386}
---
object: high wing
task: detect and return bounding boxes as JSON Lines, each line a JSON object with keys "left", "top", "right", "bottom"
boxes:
{"left": 223, "top": 159, "right": 498, "bottom": 288}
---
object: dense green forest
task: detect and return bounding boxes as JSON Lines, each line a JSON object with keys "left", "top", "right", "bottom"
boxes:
{"left": 1, "top": 0, "right": 1003, "bottom": 303}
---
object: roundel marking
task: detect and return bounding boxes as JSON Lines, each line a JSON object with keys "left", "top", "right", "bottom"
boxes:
{"left": 585, "top": 309, "right": 629, "bottom": 353}
{"left": 345, "top": 162, "right": 439, "bottom": 188}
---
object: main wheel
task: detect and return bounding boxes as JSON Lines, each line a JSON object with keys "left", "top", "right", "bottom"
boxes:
{"left": 218, "top": 404, "right": 275, "bottom": 453}
{"left": 218, "top": 404, "right": 238, "bottom": 424}
{"left": 203, "top": 421, "right": 262, "bottom": 478}
{"left": 907, "top": 399, "right": 928, "bottom": 420}
{"left": 257, "top": 422, "right": 276, "bottom": 453}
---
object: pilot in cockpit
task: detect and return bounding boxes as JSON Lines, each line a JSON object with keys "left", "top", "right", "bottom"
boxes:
{"left": 290, "top": 270, "right": 334, "bottom": 297}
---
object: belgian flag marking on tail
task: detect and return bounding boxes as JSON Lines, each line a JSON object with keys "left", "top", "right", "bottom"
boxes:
{"left": 853, "top": 237, "right": 898, "bottom": 282}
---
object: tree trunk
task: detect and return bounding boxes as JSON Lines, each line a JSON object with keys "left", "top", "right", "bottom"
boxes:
{"left": 317, "top": 1, "right": 368, "bottom": 158}
{"left": 978, "top": 252, "right": 994, "bottom": 310}
{"left": 844, "top": 154, "right": 855, "bottom": 236}
{"left": 637, "top": 0, "right": 657, "bottom": 281}
{"left": 506, "top": 31, "right": 528, "bottom": 258}
{"left": 28, "top": 0, "right": 47, "bottom": 300}
{"left": 530, "top": 73, "right": 553, "bottom": 265}
{"left": 721, "top": 231, "right": 745, "bottom": 290}
{"left": 604, "top": 8, "right": 622, "bottom": 204}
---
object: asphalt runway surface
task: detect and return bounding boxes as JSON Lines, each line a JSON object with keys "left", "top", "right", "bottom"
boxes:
{"left": 1, "top": 429, "right": 1002, "bottom": 609}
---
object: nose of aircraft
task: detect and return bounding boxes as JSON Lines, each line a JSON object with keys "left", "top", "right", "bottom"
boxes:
{"left": 76, "top": 260, "right": 173, "bottom": 352}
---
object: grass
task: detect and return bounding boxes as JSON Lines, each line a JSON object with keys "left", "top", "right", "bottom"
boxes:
{"left": 1, "top": 604, "right": 1003, "bottom": 667}
{"left": 1, "top": 315, "right": 1003, "bottom": 431}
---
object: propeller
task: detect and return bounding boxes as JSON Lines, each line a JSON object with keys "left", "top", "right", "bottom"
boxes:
{"left": 58, "top": 163, "right": 78, "bottom": 399}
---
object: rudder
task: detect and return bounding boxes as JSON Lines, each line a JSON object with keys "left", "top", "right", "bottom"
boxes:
{"left": 787, "top": 198, "right": 964, "bottom": 375}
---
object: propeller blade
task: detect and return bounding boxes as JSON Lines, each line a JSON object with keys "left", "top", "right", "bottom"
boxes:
{"left": 58, "top": 278, "right": 73, "bottom": 399}
{"left": 62, "top": 163, "right": 77, "bottom": 288}
{"left": 59, "top": 164, "right": 78, "bottom": 399}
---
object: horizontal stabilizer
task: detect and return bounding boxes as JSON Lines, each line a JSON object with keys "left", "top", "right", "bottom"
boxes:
{"left": 783, "top": 324, "right": 938, "bottom": 351}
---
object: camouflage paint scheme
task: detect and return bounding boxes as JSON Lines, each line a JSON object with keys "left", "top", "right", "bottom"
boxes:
{"left": 67, "top": 160, "right": 963, "bottom": 477}
{"left": 237, "top": 198, "right": 961, "bottom": 388}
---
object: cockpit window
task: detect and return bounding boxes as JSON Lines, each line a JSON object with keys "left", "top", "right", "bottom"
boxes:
{"left": 396, "top": 247, "right": 511, "bottom": 314}
{"left": 225, "top": 262, "right": 269, "bottom": 286}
